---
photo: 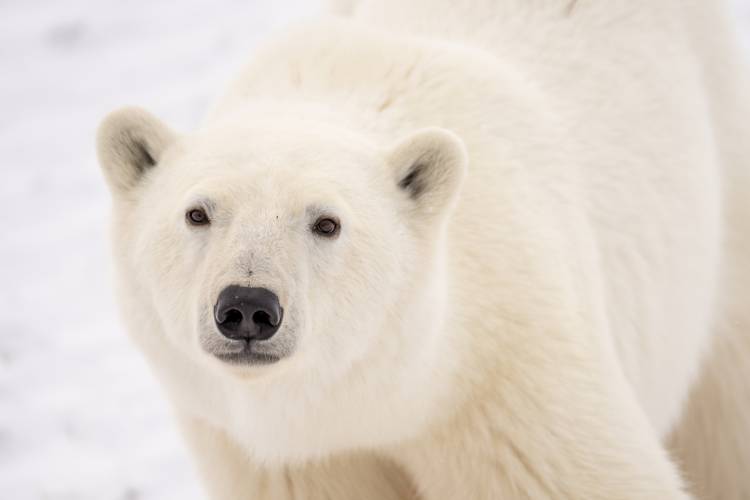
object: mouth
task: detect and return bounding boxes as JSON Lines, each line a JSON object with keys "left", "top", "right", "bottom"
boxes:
{"left": 213, "top": 341, "right": 282, "bottom": 365}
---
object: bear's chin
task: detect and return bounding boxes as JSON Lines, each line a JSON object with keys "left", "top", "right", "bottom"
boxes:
{"left": 213, "top": 349, "right": 281, "bottom": 366}
{"left": 206, "top": 353, "right": 293, "bottom": 382}
{"left": 198, "top": 338, "right": 301, "bottom": 381}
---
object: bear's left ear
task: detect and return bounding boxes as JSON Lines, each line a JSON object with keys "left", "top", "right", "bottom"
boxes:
{"left": 96, "top": 106, "right": 176, "bottom": 198}
{"left": 388, "top": 127, "right": 467, "bottom": 219}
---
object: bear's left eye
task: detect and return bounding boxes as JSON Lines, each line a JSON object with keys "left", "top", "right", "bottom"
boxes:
{"left": 186, "top": 208, "right": 210, "bottom": 226}
{"left": 312, "top": 216, "right": 340, "bottom": 238}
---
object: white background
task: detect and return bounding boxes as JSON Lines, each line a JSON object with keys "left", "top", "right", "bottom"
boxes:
{"left": 0, "top": 1, "right": 748, "bottom": 498}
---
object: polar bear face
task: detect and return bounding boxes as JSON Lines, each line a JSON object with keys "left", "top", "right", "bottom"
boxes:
{"left": 97, "top": 107, "right": 466, "bottom": 392}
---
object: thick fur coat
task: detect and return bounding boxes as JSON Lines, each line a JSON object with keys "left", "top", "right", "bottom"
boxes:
{"left": 97, "top": 1, "right": 750, "bottom": 498}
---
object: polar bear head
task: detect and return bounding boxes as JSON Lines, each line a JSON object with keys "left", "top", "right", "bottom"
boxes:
{"left": 97, "top": 106, "right": 466, "bottom": 397}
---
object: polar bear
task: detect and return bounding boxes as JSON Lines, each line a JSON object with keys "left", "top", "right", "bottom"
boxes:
{"left": 96, "top": 1, "right": 750, "bottom": 499}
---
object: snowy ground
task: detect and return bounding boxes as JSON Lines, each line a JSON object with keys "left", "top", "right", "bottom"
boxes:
{"left": 0, "top": 1, "right": 748, "bottom": 499}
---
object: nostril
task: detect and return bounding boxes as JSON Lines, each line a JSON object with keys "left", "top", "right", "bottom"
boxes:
{"left": 221, "top": 309, "right": 244, "bottom": 329}
{"left": 252, "top": 310, "right": 272, "bottom": 326}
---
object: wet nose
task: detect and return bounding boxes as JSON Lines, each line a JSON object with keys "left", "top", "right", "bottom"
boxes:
{"left": 214, "top": 286, "right": 283, "bottom": 341}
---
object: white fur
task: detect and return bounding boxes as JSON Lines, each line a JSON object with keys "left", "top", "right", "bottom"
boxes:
{"left": 97, "top": 1, "right": 750, "bottom": 498}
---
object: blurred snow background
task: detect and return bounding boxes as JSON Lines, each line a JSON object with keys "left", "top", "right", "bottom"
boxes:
{"left": 0, "top": 1, "right": 748, "bottom": 499}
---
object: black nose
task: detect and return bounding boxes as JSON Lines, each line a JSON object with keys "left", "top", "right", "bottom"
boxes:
{"left": 214, "top": 286, "right": 283, "bottom": 341}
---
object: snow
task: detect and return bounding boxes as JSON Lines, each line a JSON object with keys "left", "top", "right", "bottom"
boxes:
{"left": 0, "top": 1, "right": 747, "bottom": 499}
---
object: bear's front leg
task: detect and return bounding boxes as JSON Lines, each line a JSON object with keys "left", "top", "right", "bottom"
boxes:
{"left": 390, "top": 346, "right": 691, "bottom": 500}
{"left": 177, "top": 413, "right": 416, "bottom": 500}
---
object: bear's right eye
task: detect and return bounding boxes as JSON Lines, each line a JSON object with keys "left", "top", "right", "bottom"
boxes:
{"left": 186, "top": 208, "right": 210, "bottom": 226}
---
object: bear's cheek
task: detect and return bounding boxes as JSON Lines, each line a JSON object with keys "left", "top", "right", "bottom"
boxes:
{"left": 302, "top": 252, "right": 393, "bottom": 370}
{"left": 129, "top": 225, "right": 209, "bottom": 346}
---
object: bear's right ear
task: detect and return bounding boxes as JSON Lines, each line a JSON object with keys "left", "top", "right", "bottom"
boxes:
{"left": 96, "top": 107, "right": 176, "bottom": 197}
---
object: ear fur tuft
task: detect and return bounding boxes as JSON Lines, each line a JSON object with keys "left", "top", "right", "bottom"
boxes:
{"left": 96, "top": 106, "right": 175, "bottom": 196}
{"left": 388, "top": 127, "right": 468, "bottom": 218}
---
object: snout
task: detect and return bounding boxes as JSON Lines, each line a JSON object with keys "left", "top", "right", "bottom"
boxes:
{"left": 214, "top": 286, "right": 283, "bottom": 341}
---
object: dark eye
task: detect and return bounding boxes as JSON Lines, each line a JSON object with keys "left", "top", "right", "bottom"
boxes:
{"left": 312, "top": 216, "right": 340, "bottom": 238}
{"left": 186, "top": 208, "right": 210, "bottom": 226}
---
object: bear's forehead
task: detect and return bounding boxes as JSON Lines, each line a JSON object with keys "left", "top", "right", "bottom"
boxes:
{"left": 167, "top": 121, "right": 382, "bottom": 189}
{"left": 177, "top": 127, "right": 370, "bottom": 174}
{"left": 155, "top": 126, "right": 388, "bottom": 215}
